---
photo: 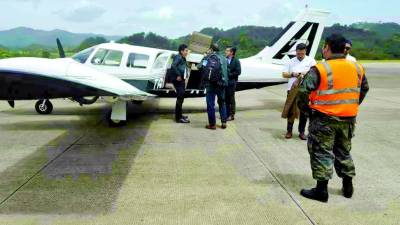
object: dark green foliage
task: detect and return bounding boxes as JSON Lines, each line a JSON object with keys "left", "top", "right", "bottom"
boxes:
{"left": 0, "top": 23, "right": 400, "bottom": 60}
{"left": 118, "top": 32, "right": 178, "bottom": 50}
{"left": 383, "top": 33, "right": 400, "bottom": 58}
{"left": 75, "top": 37, "right": 108, "bottom": 51}
{"left": 351, "top": 22, "right": 400, "bottom": 38}
{"left": 41, "top": 51, "right": 51, "bottom": 58}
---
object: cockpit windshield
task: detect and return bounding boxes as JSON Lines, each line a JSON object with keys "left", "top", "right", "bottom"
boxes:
{"left": 72, "top": 47, "right": 95, "bottom": 64}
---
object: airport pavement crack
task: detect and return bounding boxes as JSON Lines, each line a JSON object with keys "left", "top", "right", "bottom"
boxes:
{"left": 0, "top": 120, "right": 101, "bottom": 207}
{"left": 234, "top": 128, "right": 317, "bottom": 225}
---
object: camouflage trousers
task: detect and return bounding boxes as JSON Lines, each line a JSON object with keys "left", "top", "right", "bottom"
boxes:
{"left": 307, "top": 114, "right": 356, "bottom": 181}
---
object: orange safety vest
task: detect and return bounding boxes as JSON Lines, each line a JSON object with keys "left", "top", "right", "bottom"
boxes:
{"left": 310, "top": 59, "right": 364, "bottom": 117}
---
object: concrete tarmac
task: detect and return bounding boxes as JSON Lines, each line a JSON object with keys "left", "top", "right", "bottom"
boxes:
{"left": 0, "top": 63, "right": 399, "bottom": 225}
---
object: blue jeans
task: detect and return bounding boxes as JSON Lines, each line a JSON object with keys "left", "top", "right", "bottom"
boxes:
{"left": 206, "top": 86, "right": 227, "bottom": 125}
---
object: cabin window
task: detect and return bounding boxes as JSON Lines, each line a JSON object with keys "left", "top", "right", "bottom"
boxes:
{"left": 72, "top": 47, "right": 95, "bottom": 64}
{"left": 127, "top": 53, "right": 149, "bottom": 69}
{"left": 91, "top": 49, "right": 123, "bottom": 67}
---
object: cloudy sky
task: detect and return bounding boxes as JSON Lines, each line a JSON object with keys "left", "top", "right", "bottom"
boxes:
{"left": 0, "top": 0, "right": 399, "bottom": 37}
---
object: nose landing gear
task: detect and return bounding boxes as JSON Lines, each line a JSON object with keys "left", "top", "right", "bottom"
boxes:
{"left": 35, "top": 99, "right": 53, "bottom": 115}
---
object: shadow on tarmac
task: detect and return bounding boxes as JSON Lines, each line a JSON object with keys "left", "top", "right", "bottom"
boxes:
{"left": 0, "top": 105, "right": 154, "bottom": 214}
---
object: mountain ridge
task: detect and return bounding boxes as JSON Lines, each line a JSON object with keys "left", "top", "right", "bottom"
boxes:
{"left": 0, "top": 27, "right": 122, "bottom": 48}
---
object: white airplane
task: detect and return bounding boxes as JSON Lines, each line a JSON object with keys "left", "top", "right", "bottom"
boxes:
{"left": 0, "top": 9, "right": 329, "bottom": 126}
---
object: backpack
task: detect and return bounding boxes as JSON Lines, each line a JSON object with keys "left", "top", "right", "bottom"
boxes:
{"left": 202, "top": 54, "right": 222, "bottom": 85}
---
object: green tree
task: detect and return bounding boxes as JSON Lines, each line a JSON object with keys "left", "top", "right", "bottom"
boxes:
{"left": 118, "top": 32, "right": 145, "bottom": 46}
{"left": 76, "top": 37, "right": 108, "bottom": 51}
{"left": 118, "top": 32, "right": 176, "bottom": 50}
{"left": 41, "top": 50, "right": 51, "bottom": 58}
{"left": 0, "top": 49, "right": 11, "bottom": 59}
{"left": 384, "top": 33, "right": 400, "bottom": 58}
{"left": 236, "top": 32, "right": 260, "bottom": 58}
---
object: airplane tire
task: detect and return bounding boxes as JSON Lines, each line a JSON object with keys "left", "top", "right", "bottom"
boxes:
{"left": 35, "top": 100, "right": 53, "bottom": 115}
{"left": 107, "top": 111, "right": 127, "bottom": 127}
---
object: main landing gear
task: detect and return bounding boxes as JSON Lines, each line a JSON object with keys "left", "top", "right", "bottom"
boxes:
{"left": 35, "top": 99, "right": 53, "bottom": 115}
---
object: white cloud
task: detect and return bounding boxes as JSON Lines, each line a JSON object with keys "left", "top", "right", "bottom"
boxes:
{"left": 56, "top": 1, "right": 106, "bottom": 23}
{"left": 157, "top": 7, "right": 173, "bottom": 20}
{"left": 133, "top": 6, "right": 174, "bottom": 21}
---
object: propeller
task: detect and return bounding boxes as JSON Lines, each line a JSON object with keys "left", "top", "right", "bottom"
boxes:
{"left": 56, "top": 38, "right": 66, "bottom": 58}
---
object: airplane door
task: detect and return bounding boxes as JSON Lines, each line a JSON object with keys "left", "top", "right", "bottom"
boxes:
{"left": 150, "top": 52, "right": 172, "bottom": 90}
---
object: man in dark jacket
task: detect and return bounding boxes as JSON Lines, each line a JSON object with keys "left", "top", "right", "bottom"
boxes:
{"left": 171, "top": 44, "right": 190, "bottom": 123}
{"left": 225, "top": 47, "right": 241, "bottom": 121}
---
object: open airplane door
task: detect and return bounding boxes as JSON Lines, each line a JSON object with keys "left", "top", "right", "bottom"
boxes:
{"left": 150, "top": 52, "right": 174, "bottom": 90}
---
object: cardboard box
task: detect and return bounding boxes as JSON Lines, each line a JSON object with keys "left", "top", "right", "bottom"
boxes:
{"left": 189, "top": 32, "right": 213, "bottom": 54}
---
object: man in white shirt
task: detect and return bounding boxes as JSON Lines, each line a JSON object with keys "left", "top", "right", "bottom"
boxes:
{"left": 345, "top": 39, "right": 357, "bottom": 62}
{"left": 282, "top": 43, "right": 317, "bottom": 140}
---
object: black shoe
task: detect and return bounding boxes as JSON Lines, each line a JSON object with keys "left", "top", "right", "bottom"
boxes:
{"left": 205, "top": 124, "right": 217, "bottom": 130}
{"left": 300, "top": 181, "right": 329, "bottom": 203}
{"left": 342, "top": 177, "right": 354, "bottom": 198}
{"left": 182, "top": 115, "right": 189, "bottom": 120}
{"left": 221, "top": 122, "right": 227, "bottom": 129}
{"left": 177, "top": 118, "right": 190, "bottom": 123}
{"left": 285, "top": 132, "right": 293, "bottom": 139}
{"left": 226, "top": 115, "right": 235, "bottom": 121}
{"left": 299, "top": 133, "right": 307, "bottom": 140}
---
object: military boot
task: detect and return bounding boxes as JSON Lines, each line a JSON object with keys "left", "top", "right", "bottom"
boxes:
{"left": 285, "top": 122, "right": 294, "bottom": 139}
{"left": 300, "top": 180, "right": 329, "bottom": 203}
{"left": 342, "top": 176, "right": 354, "bottom": 198}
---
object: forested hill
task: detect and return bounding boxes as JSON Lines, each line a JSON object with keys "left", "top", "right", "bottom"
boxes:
{"left": 1, "top": 22, "right": 399, "bottom": 60}
{"left": 351, "top": 22, "right": 400, "bottom": 38}
{"left": 117, "top": 22, "right": 400, "bottom": 59}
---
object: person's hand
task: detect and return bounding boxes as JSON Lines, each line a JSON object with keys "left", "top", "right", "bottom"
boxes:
{"left": 176, "top": 76, "right": 182, "bottom": 82}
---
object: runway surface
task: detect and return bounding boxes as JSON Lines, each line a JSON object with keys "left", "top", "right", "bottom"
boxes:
{"left": 0, "top": 63, "right": 399, "bottom": 225}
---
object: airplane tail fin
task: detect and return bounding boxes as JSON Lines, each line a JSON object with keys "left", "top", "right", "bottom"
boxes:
{"left": 249, "top": 8, "right": 329, "bottom": 64}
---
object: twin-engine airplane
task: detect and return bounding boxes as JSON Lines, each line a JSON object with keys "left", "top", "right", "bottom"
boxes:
{"left": 0, "top": 9, "right": 328, "bottom": 126}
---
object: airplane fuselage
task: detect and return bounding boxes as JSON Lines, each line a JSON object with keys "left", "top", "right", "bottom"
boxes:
{"left": 74, "top": 43, "right": 287, "bottom": 98}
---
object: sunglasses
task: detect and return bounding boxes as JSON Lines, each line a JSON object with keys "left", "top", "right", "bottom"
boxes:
{"left": 345, "top": 47, "right": 352, "bottom": 51}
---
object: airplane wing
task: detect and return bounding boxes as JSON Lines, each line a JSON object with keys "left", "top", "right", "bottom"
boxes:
{"left": 0, "top": 57, "right": 154, "bottom": 101}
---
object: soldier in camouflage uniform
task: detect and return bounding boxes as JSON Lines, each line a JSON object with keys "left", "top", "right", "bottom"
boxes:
{"left": 297, "top": 34, "right": 369, "bottom": 202}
